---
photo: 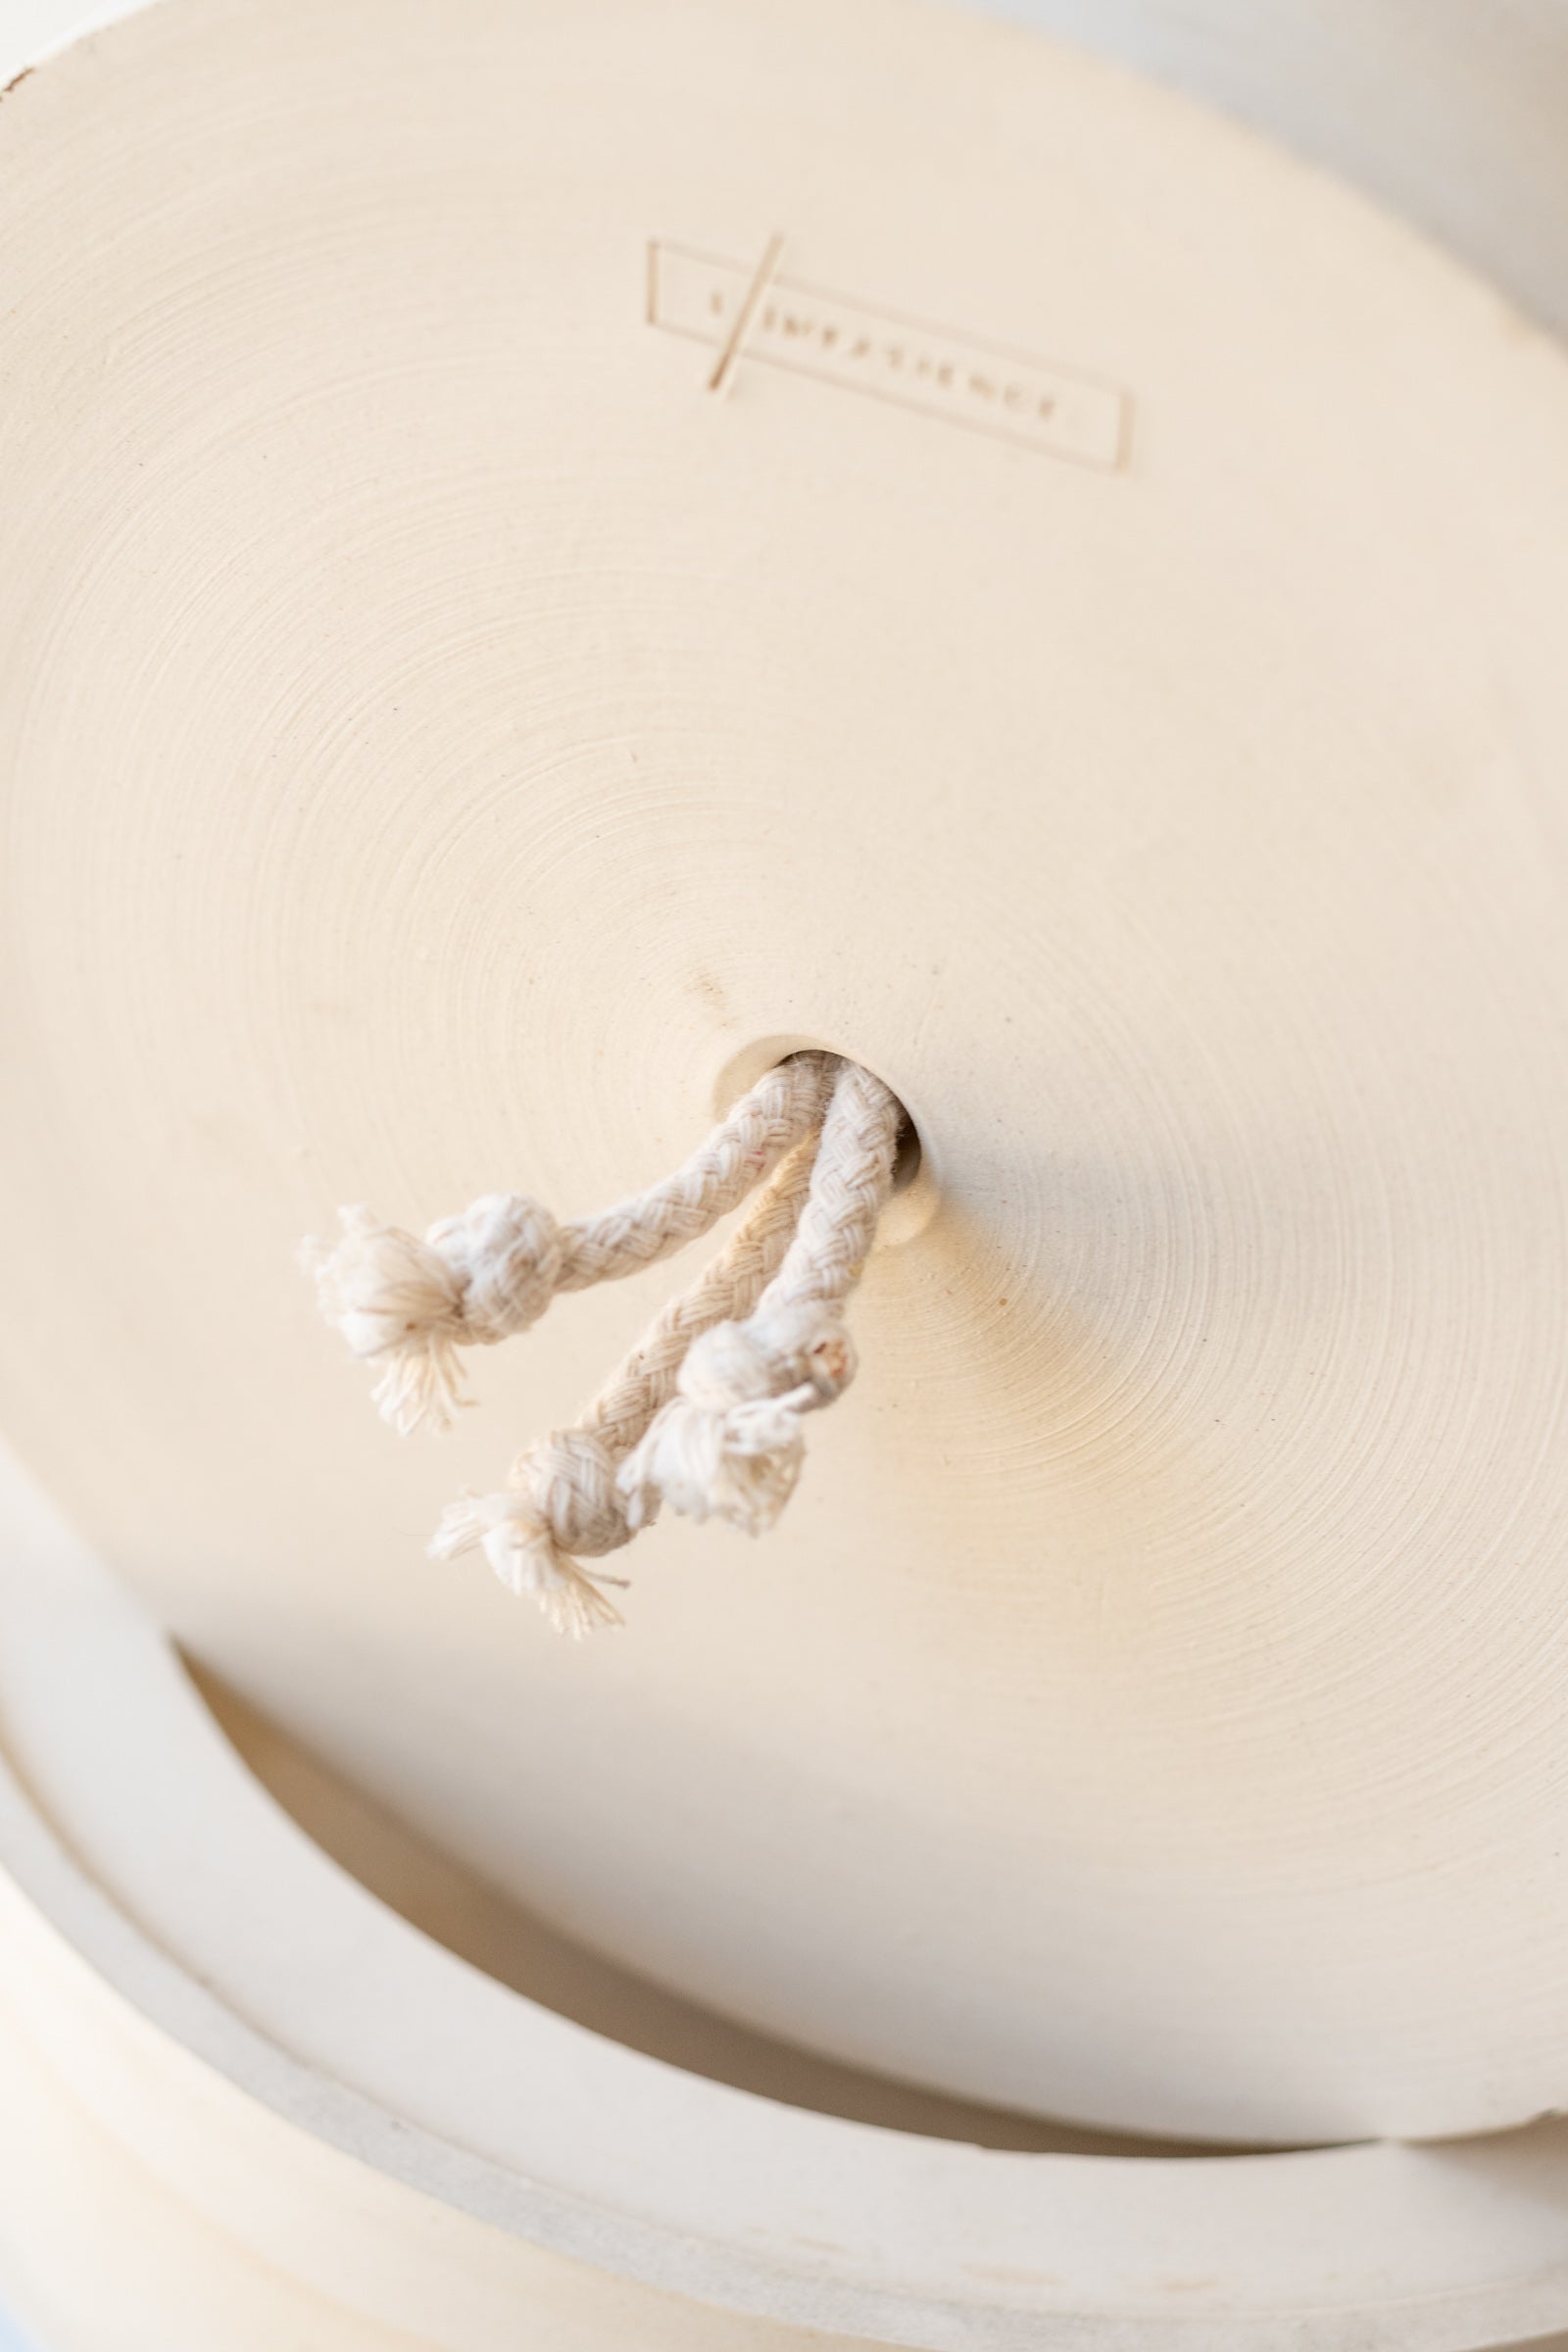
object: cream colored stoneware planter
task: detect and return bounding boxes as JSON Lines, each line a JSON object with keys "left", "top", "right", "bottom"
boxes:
{"left": 3, "top": 0, "right": 1568, "bottom": 2339}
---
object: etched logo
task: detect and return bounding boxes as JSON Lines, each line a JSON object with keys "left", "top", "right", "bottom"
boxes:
{"left": 648, "top": 236, "right": 1130, "bottom": 471}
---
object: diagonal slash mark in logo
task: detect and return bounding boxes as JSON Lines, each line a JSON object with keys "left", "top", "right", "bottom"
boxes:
{"left": 707, "top": 231, "right": 786, "bottom": 396}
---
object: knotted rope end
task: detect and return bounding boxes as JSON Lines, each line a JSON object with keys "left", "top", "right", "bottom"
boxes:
{"left": 430, "top": 1486, "right": 628, "bottom": 1638}
{"left": 303, "top": 1190, "right": 565, "bottom": 1435}
{"left": 618, "top": 1302, "right": 856, "bottom": 1537}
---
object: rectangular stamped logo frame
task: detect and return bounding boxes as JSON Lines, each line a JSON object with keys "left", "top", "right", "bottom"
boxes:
{"left": 648, "top": 238, "right": 1131, "bottom": 471}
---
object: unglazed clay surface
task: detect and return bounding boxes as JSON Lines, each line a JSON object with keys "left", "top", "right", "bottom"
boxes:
{"left": 2, "top": 0, "right": 1568, "bottom": 2146}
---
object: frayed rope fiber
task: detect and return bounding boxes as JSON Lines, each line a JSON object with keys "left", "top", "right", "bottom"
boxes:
{"left": 304, "top": 1052, "right": 833, "bottom": 1436}
{"left": 305, "top": 1054, "right": 904, "bottom": 1635}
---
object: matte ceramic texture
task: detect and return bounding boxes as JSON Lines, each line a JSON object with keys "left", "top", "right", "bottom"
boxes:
{"left": 2, "top": 0, "right": 1568, "bottom": 2152}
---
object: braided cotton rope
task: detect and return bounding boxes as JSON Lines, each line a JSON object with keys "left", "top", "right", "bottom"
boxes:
{"left": 427, "top": 1130, "right": 821, "bottom": 1634}
{"left": 618, "top": 1059, "right": 902, "bottom": 1541}
{"left": 307, "top": 1054, "right": 903, "bottom": 1634}
{"left": 304, "top": 1051, "right": 833, "bottom": 1435}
